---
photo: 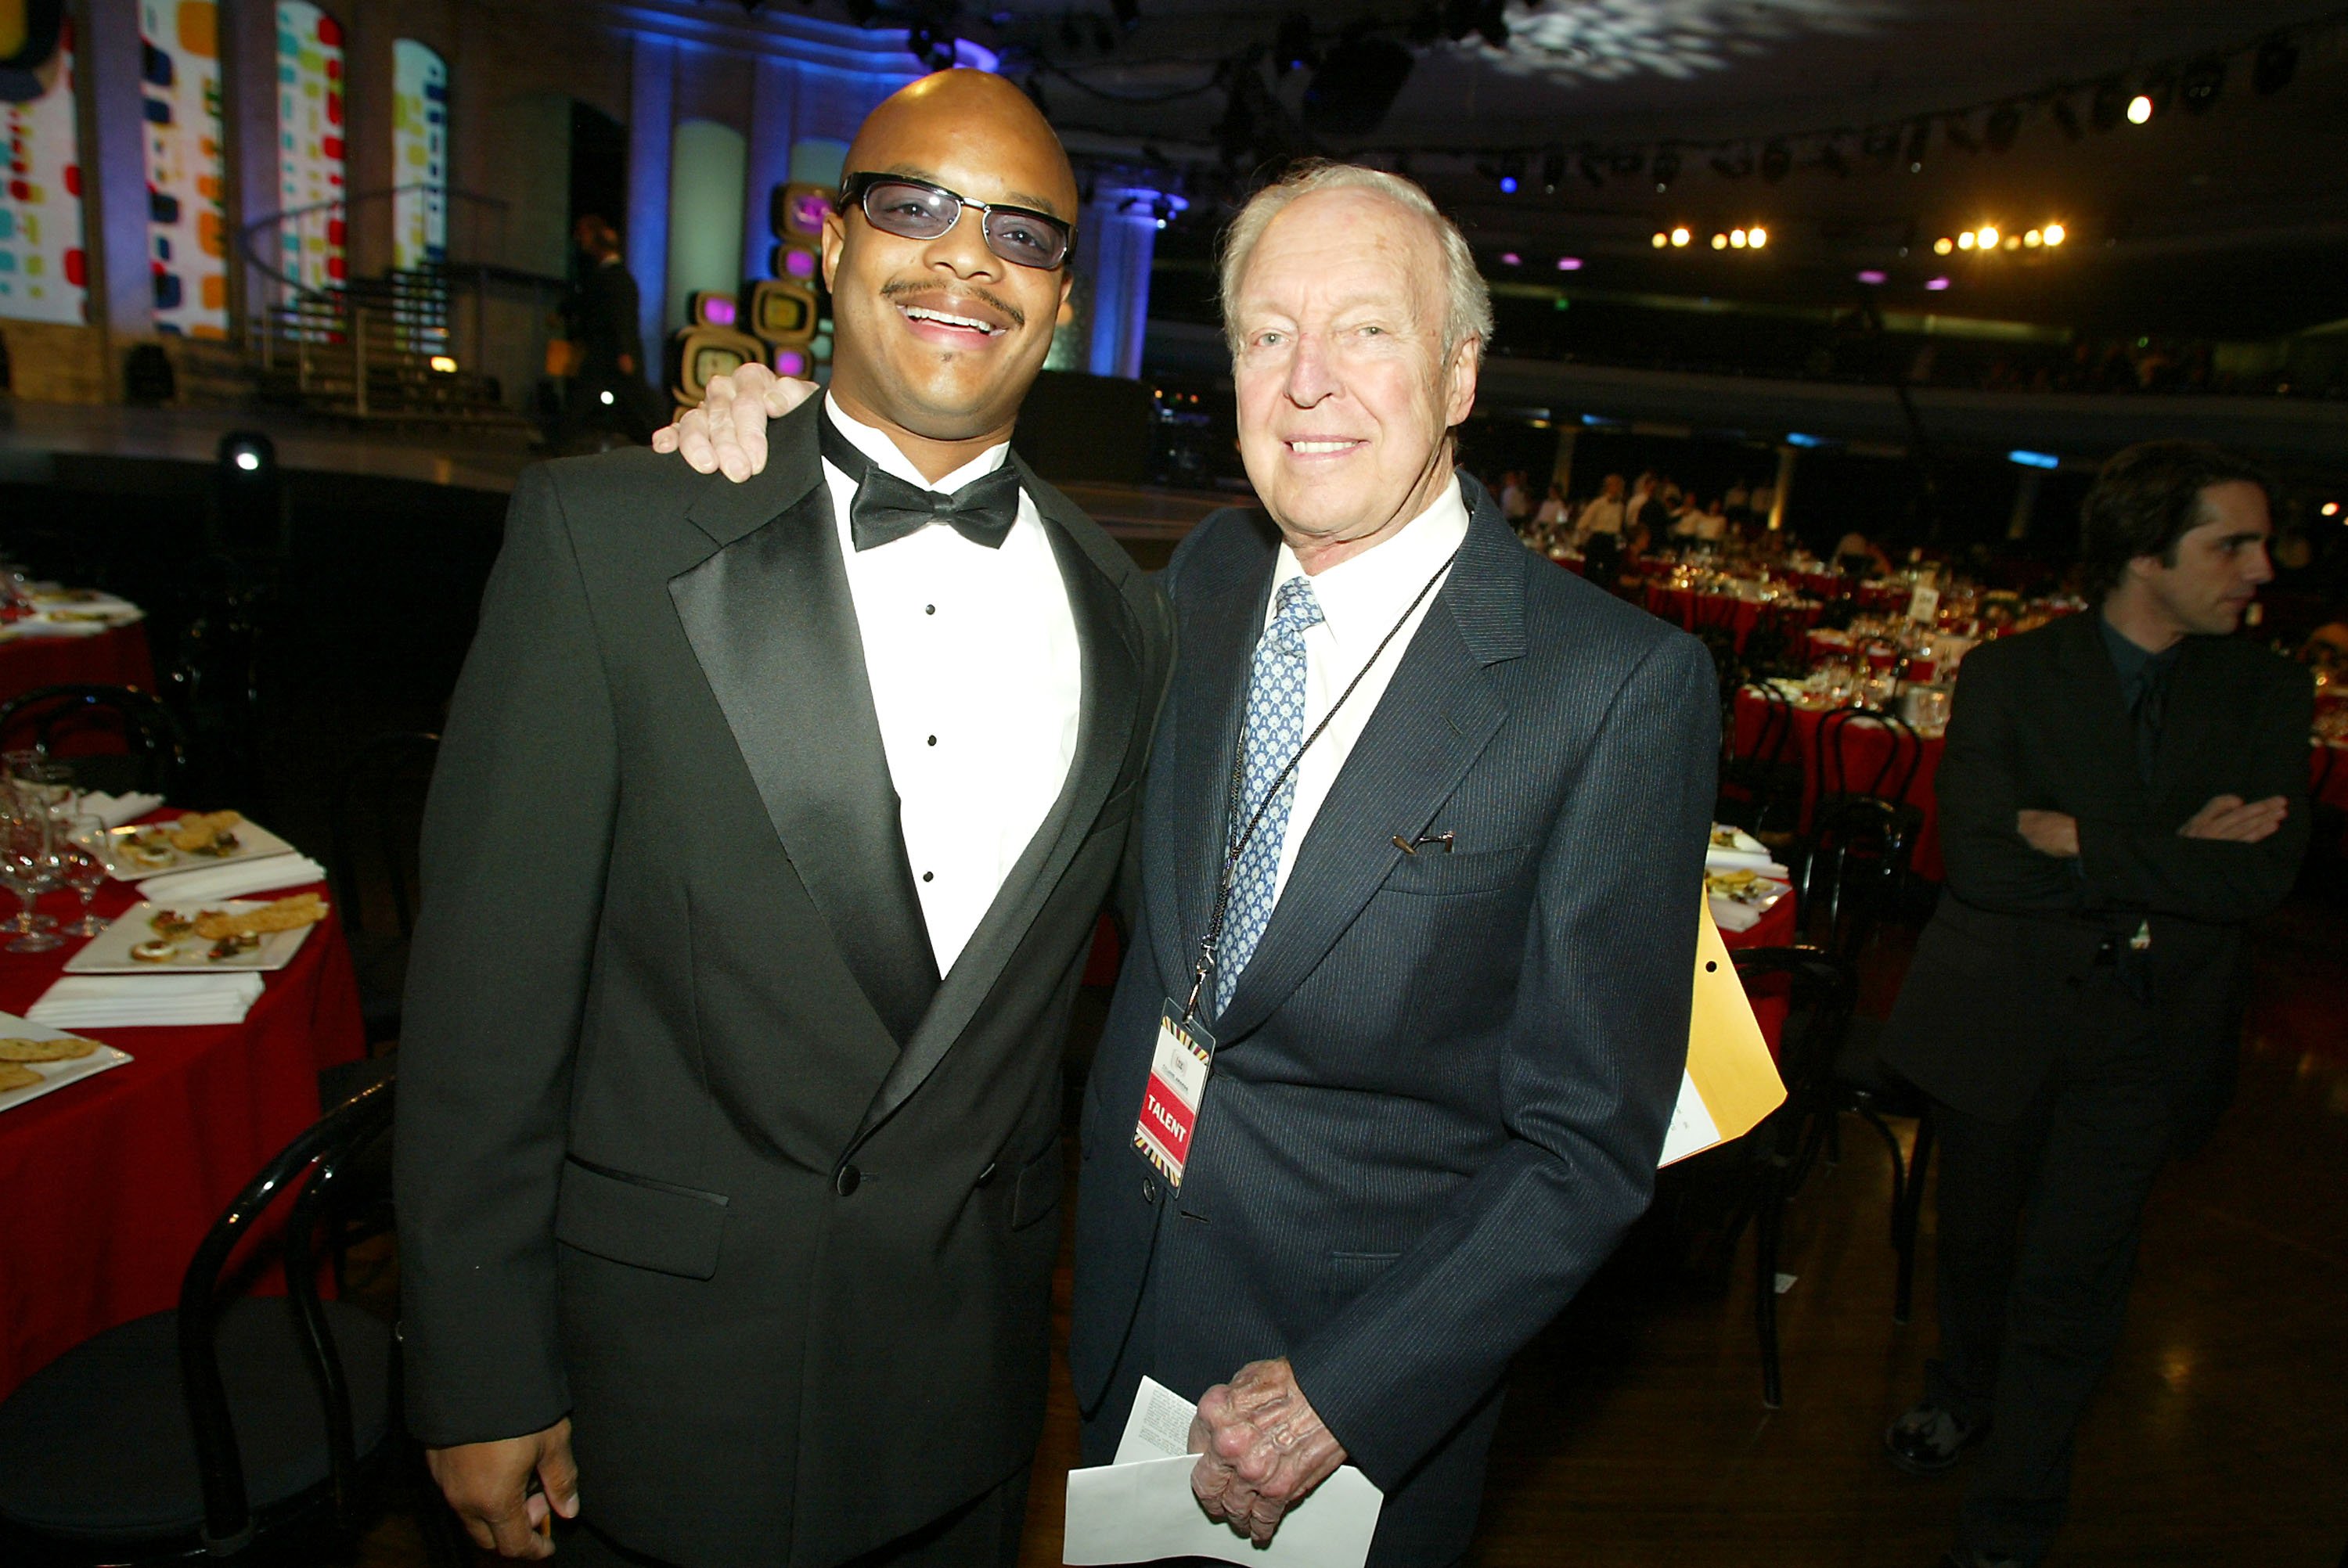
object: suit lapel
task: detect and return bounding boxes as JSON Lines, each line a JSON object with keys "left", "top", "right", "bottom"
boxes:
{"left": 853, "top": 462, "right": 1143, "bottom": 1139}
{"left": 668, "top": 399, "right": 939, "bottom": 1045}
{"left": 1213, "top": 502, "right": 1520, "bottom": 1041}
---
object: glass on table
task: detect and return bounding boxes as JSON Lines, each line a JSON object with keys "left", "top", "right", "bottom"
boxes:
{"left": 58, "top": 813, "right": 110, "bottom": 937}
{"left": 0, "top": 807, "right": 63, "bottom": 953}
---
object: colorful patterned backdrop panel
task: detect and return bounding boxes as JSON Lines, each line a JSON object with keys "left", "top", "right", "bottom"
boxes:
{"left": 141, "top": 0, "right": 229, "bottom": 336}
{"left": 0, "top": 18, "right": 88, "bottom": 325}
{"left": 274, "top": 0, "right": 344, "bottom": 293}
{"left": 391, "top": 38, "right": 446, "bottom": 272}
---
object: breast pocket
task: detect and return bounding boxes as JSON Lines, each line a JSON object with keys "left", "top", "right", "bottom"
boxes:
{"left": 1379, "top": 842, "right": 1537, "bottom": 897}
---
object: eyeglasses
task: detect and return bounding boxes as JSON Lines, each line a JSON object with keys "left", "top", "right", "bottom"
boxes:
{"left": 838, "top": 173, "right": 1075, "bottom": 271}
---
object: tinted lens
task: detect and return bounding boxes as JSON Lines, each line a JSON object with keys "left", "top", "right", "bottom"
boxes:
{"left": 981, "top": 209, "right": 1068, "bottom": 269}
{"left": 859, "top": 181, "right": 957, "bottom": 240}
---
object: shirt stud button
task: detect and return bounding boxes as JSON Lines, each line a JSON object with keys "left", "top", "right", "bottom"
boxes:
{"left": 922, "top": 871, "right": 935, "bottom": 883}
{"left": 924, "top": 604, "right": 936, "bottom": 615}
{"left": 927, "top": 735, "right": 938, "bottom": 746}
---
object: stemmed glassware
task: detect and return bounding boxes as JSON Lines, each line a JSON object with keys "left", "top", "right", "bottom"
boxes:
{"left": 58, "top": 813, "right": 110, "bottom": 937}
{"left": 0, "top": 797, "right": 63, "bottom": 954}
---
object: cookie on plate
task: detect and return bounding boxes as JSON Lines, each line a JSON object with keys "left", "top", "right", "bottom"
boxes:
{"left": 0, "top": 1035, "right": 96, "bottom": 1063}
{"left": 0, "top": 1063, "right": 41, "bottom": 1092}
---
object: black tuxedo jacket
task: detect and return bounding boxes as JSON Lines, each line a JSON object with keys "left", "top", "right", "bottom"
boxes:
{"left": 394, "top": 397, "right": 1172, "bottom": 1566}
{"left": 1070, "top": 477, "right": 1716, "bottom": 1562}
{"left": 1884, "top": 610, "right": 2312, "bottom": 1121}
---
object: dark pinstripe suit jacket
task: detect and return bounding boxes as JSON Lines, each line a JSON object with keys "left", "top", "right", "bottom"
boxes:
{"left": 1071, "top": 476, "right": 1717, "bottom": 1559}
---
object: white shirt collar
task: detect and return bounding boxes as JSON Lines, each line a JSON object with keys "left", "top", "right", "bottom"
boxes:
{"left": 823, "top": 395, "right": 1010, "bottom": 494}
{"left": 1269, "top": 475, "right": 1471, "bottom": 655}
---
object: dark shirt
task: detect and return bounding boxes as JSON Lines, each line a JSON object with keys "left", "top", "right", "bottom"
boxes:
{"left": 2098, "top": 613, "right": 2184, "bottom": 785}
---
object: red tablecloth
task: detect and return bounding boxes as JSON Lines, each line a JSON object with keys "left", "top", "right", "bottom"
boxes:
{"left": 0, "top": 865, "right": 365, "bottom": 1401}
{"left": 0, "top": 622, "right": 158, "bottom": 705}
{"left": 1642, "top": 584, "right": 1820, "bottom": 653}
{"left": 1734, "top": 689, "right": 1949, "bottom": 881}
{"left": 1718, "top": 887, "right": 1798, "bottom": 1056}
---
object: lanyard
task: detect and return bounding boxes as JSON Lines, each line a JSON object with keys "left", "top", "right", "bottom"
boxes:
{"left": 1182, "top": 547, "right": 1460, "bottom": 1020}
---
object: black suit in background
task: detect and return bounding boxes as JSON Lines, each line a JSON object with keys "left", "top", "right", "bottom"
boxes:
{"left": 559, "top": 254, "right": 665, "bottom": 444}
{"left": 1071, "top": 477, "right": 1717, "bottom": 1566}
{"left": 1882, "top": 609, "right": 2311, "bottom": 1563}
{"left": 394, "top": 397, "right": 1172, "bottom": 1567}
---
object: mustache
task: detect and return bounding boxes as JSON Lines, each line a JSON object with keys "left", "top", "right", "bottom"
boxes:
{"left": 878, "top": 278, "right": 1027, "bottom": 330}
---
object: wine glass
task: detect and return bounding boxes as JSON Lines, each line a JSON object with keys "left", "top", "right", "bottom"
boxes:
{"left": 0, "top": 807, "right": 63, "bottom": 953}
{"left": 58, "top": 813, "right": 110, "bottom": 937}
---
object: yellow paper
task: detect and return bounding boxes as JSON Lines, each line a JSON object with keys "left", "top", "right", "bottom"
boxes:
{"left": 1661, "top": 900, "right": 1785, "bottom": 1165}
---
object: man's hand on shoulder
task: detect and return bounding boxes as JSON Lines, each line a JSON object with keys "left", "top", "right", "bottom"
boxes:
{"left": 427, "top": 1417, "right": 580, "bottom": 1559}
{"left": 2180, "top": 793, "right": 2288, "bottom": 843}
{"left": 1187, "top": 1357, "right": 1347, "bottom": 1545}
{"left": 648, "top": 363, "right": 818, "bottom": 483}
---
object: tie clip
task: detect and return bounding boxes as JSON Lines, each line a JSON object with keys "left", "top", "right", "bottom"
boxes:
{"left": 1392, "top": 832, "right": 1455, "bottom": 855}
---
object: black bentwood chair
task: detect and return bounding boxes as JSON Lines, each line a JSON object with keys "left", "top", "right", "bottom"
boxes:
{"left": 0, "top": 1081, "right": 405, "bottom": 1563}
{"left": 0, "top": 683, "right": 190, "bottom": 798}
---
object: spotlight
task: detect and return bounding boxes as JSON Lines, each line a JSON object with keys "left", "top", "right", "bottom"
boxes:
{"left": 1710, "top": 232, "right": 1727, "bottom": 250}
{"left": 2043, "top": 222, "right": 2065, "bottom": 246}
{"left": 2002, "top": 232, "right": 2020, "bottom": 250}
{"left": 218, "top": 432, "right": 274, "bottom": 477}
{"left": 1670, "top": 226, "right": 1691, "bottom": 247}
{"left": 1541, "top": 149, "right": 1567, "bottom": 193}
{"left": 1500, "top": 252, "right": 1521, "bottom": 268}
{"left": 2091, "top": 77, "right": 2127, "bottom": 130}
{"left": 1856, "top": 269, "right": 1886, "bottom": 286}
{"left": 1925, "top": 275, "right": 1950, "bottom": 291}
{"left": 600, "top": 389, "right": 616, "bottom": 406}
{"left": 1653, "top": 232, "right": 1669, "bottom": 248}
{"left": 428, "top": 354, "right": 458, "bottom": 372}
{"left": 1975, "top": 225, "right": 1999, "bottom": 248}
{"left": 1747, "top": 225, "right": 1766, "bottom": 249}
{"left": 1957, "top": 231, "right": 1975, "bottom": 250}
{"left": 1652, "top": 148, "right": 1680, "bottom": 192}
{"left": 1730, "top": 228, "right": 1748, "bottom": 248}
{"left": 2126, "top": 93, "right": 2152, "bottom": 125}
{"left": 1273, "top": 11, "right": 1316, "bottom": 75}
{"left": 1557, "top": 256, "right": 1582, "bottom": 271}
{"left": 1933, "top": 236, "right": 1954, "bottom": 255}
{"left": 2255, "top": 34, "right": 2297, "bottom": 95}
{"left": 1759, "top": 140, "right": 1791, "bottom": 183}
{"left": 1498, "top": 152, "right": 1525, "bottom": 194}
{"left": 1904, "top": 119, "right": 1930, "bottom": 172}
{"left": 1985, "top": 103, "right": 2020, "bottom": 152}
{"left": 2051, "top": 96, "right": 2082, "bottom": 141}
{"left": 2323, "top": 501, "right": 2340, "bottom": 517}
{"left": 2024, "top": 228, "right": 2043, "bottom": 247}
{"left": 2180, "top": 56, "right": 2224, "bottom": 114}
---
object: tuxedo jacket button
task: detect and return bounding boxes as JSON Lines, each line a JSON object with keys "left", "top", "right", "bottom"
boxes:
{"left": 836, "top": 1164, "right": 862, "bottom": 1197}
{"left": 1142, "top": 1176, "right": 1159, "bottom": 1205}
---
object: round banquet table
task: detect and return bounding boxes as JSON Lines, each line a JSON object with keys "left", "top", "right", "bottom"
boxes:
{"left": 0, "top": 865, "right": 365, "bottom": 1403}
{"left": 1734, "top": 688, "right": 1948, "bottom": 882}
{"left": 0, "top": 621, "right": 159, "bottom": 707}
{"left": 1642, "top": 584, "right": 1820, "bottom": 653}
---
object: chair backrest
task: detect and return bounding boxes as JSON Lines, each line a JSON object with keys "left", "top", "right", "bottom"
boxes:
{"left": 175, "top": 1077, "right": 395, "bottom": 1552}
{"left": 1817, "top": 703, "right": 1923, "bottom": 805}
{"left": 0, "top": 683, "right": 190, "bottom": 795}
{"left": 1797, "top": 797, "right": 1912, "bottom": 962}
{"left": 328, "top": 732, "right": 441, "bottom": 938}
{"left": 1729, "top": 944, "right": 1856, "bottom": 1109}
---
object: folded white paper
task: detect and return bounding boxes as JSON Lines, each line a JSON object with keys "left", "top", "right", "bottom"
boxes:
{"left": 27, "top": 972, "right": 266, "bottom": 1028}
{"left": 139, "top": 855, "right": 327, "bottom": 905}
{"left": 76, "top": 790, "right": 166, "bottom": 830}
{"left": 1709, "top": 894, "right": 1765, "bottom": 933}
{"left": 1064, "top": 1376, "right": 1383, "bottom": 1568}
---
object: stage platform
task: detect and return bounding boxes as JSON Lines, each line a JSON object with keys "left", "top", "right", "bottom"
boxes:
{"left": 0, "top": 401, "right": 1233, "bottom": 547}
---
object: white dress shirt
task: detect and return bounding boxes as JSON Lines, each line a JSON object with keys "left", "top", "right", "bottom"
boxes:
{"left": 823, "top": 400, "right": 1082, "bottom": 973}
{"left": 1576, "top": 495, "right": 1627, "bottom": 538}
{"left": 1259, "top": 481, "right": 1470, "bottom": 904}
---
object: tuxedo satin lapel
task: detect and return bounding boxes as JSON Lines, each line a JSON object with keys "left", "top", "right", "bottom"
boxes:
{"left": 1162, "top": 517, "right": 1282, "bottom": 980}
{"left": 1214, "top": 602, "right": 1506, "bottom": 1041}
{"left": 854, "top": 498, "right": 1141, "bottom": 1139}
{"left": 2051, "top": 612, "right": 2148, "bottom": 814}
{"left": 668, "top": 442, "right": 939, "bottom": 1046}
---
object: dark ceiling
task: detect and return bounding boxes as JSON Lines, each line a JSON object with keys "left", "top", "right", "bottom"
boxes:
{"left": 823, "top": 0, "right": 2348, "bottom": 338}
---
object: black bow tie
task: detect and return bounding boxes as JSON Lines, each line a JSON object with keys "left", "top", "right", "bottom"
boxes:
{"left": 818, "top": 410, "right": 1021, "bottom": 552}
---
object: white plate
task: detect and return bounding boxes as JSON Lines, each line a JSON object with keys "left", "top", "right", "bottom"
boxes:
{"left": 65, "top": 899, "right": 323, "bottom": 975}
{"left": 100, "top": 815, "right": 300, "bottom": 882}
{"left": 0, "top": 1009, "right": 133, "bottom": 1117}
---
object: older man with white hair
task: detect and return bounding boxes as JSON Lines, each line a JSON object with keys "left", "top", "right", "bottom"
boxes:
{"left": 664, "top": 160, "right": 1713, "bottom": 1567}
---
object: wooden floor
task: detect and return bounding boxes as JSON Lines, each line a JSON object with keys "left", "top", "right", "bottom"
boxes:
{"left": 357, "top": 891, "right": 2348, "bottom": 1568}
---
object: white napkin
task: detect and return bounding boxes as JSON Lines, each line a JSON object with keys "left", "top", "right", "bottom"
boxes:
{"left": 1709, "top": 894, "right": 1765, "bottom": 933}
{"left": 1706, "top": 825, "right": 1788, "bottom": 876}
{"left": 139, "top": 856, "right": 328, "bottom": 905}
{"left": 76, "top": 790, "right": 167, "bottom": 830}
{"left": 28, "top": 973, "right": 266, "bottom": 1027}
{"left": 0, "top": 619, "right": 110, "bottom": 640}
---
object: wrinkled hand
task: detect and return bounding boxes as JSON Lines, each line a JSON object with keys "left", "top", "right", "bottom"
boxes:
{"left": 2180, "top": 793, "right": 2287, "bottom": 843}
{"left": 427, "top": 1418, "right": 580, "bottom": 1559}
{"left": 2016, "top": 808, "right": 2080, "bottom": 858}
{"left": 648, "top": 363, "right": 818, "bottom": 482}
{"left": 1187, "top": 1358, "right": 1347, "bottom": 1545}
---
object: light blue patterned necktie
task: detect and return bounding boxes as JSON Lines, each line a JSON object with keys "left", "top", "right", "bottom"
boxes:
{"left": 1215, "top": 575, "right": 1323, "bottom": 1015}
